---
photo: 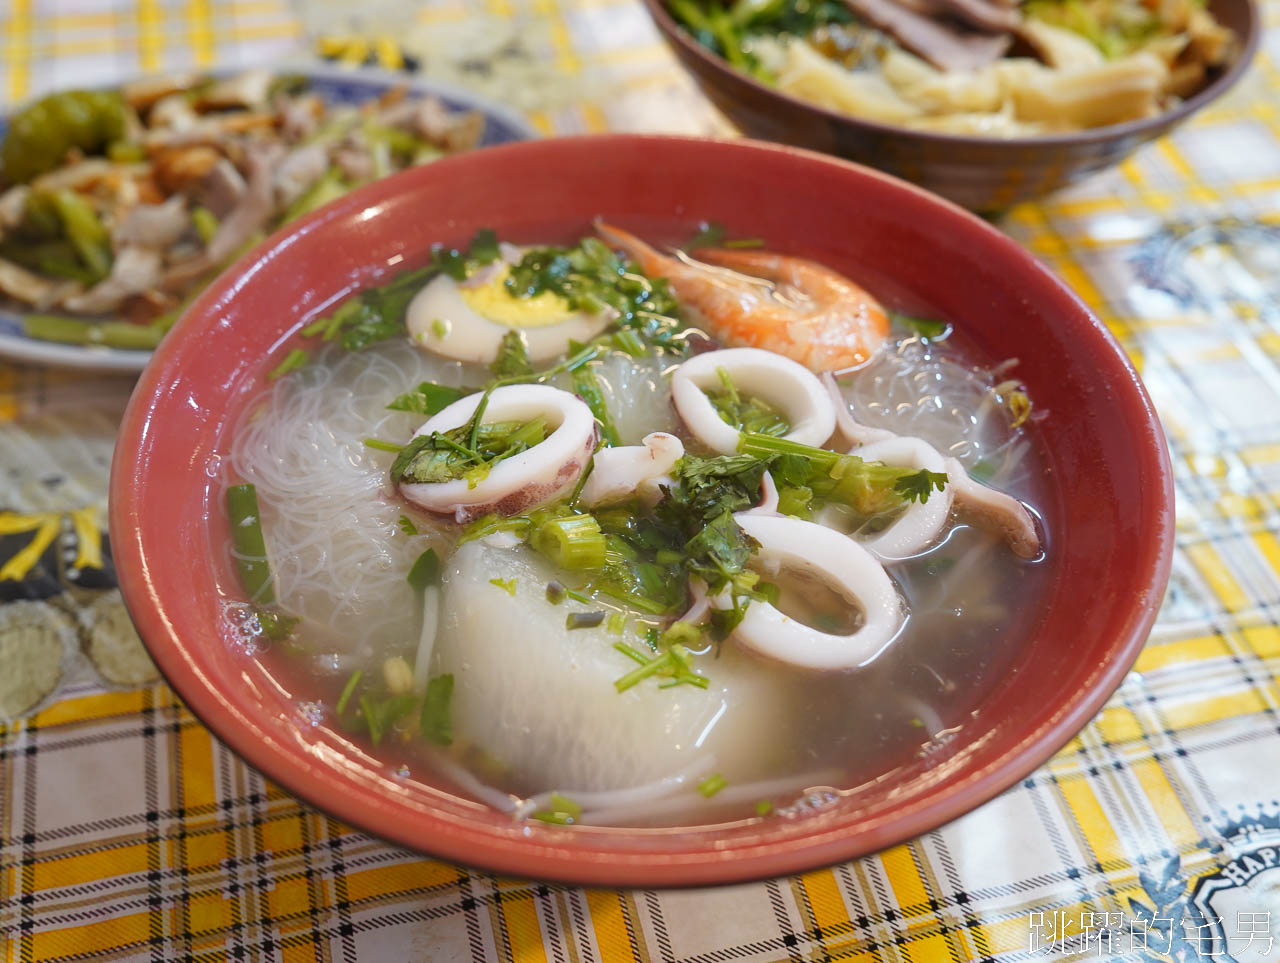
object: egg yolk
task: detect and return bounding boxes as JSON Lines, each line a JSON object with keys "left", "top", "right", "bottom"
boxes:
{"left": 459, "top": 266, "right": 579, "bottom": 328}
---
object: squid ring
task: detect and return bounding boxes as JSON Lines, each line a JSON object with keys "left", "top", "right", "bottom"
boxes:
{"left": 398, "top": 385, "right": 597, "bottom": 522}
{"left": 671, "top": 348, "right": 836, "bottom": 455}
{"left": 717, "top": 514, "right": 902, "bottom": 671}
{"left": 850, "top": 436, "right": 957, "bottom": 560}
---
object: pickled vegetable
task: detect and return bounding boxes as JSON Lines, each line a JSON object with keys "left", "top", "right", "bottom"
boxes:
{"left": 1, "top": 90, "right": 128, "bottom": 184}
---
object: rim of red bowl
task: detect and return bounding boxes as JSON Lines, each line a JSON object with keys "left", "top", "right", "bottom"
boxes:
{"left": 111, "top": 134, "right": 1174, "bottom": 886}
{"left": 641, "top": 0, "right": 1260, "bottom": 149}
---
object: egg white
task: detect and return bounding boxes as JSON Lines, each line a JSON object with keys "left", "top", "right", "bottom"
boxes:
{"left": 406, "top": 264, "right": 615, "bottom": 364}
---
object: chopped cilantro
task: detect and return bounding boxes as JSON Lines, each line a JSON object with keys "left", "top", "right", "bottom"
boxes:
{"left": 489, "top": 576, "right": 518, "bottom": 596}
{"left": 893, "top": 469, "right": 950, "bottom": 504}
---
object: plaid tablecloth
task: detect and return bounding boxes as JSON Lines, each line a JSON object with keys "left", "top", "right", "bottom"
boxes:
{"left": 3, "top": 1, "right": 1280, "bottom": 960}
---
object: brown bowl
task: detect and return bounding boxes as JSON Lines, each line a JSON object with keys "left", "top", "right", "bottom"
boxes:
{"left": 641, "top": 0, "right": 1259, "bottom": 211}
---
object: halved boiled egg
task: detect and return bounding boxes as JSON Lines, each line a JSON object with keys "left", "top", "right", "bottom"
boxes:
{"left": 406, "top": 262, "right": 616, "bottom": 364}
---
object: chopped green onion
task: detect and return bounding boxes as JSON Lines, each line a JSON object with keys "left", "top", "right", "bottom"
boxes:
{"left": 754, "top": 800, "right": 773, "bottom": 817}
{"left": 607, "top": 612, "right": 627, "bottom": 635}
{"left": 530, "top": 512, "right": 607, "bottom": 570}
{"left": 613, "top": 641, "right": 651, "bottom": 665}
{"left": 364, "top": 438, "right": 403, "bottom": 453}
{"left": 566, "top": 611, "right": 607, "bottom": 630}
{"left": 421, "top": 674, "right": 454, "bottom": 746}
{"left": 407, "top": 548, "right": 442, "bottom": 591}
{"left": 226, "top": 483, "right": 274, "bottom": 604}
{"left": 724, "top": 237, "right": 765, "bottom": 248}
{"left": 697, "top": 773, "right": 728, "bottom": 798}
{"left": 336, "top": 669, "right": 363, "bottom": 716}
{"left": 545, "top": 580, "right": 567, "bottom": 604}
{"left": 267, "top": 347, "right": 309, "bottom": 381}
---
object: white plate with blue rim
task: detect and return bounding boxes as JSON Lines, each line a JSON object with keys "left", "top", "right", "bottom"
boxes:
{"left": 0, "top": 65, "right": 537, "bottom": 373}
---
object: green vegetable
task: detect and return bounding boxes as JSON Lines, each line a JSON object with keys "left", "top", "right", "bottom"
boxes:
{"left": 893, "top": 468, "right": 949, "bottom": 504}
{"left": 666, "top": 0, "right": 852, "bottom": 81}
{"left": 421, "top": 674, "right": 454, "bottom": 746}
{"left": 754, "top": 799, "right": 773, "bottom": 816}
{"left": 490, "top": 576, "right": 518, "bottom": 596}
{"left": 254, "top": 607, "right": 299, "bottom": 642}
{"left": 336, "top": 670, "right": 363, "bottom": 715}
{"left": 106, "top": 140, "right": 145, "bottom": 163}
{"left": 0, "top": 239, "right": 100, "bottom": 283}
{"left": 611, "top": 328, "right": 648, "bottom": 357}
{"left": 506, "top": 236, "right": 686, "bottom": 351}
{"left": 390, "top": 418, "right": 549, "bottom": 486}
{"left": 1, "top": 89, "right": 127, "bottom": 183}
{"left": 530, "top": 511, "right": 607, "bottom": 571}
{"left": 21, "top": 315, "right": 166, "bottom": 350}
{"left": 360, "top": 692, "right": 416, "bottom": 746}
{"left": 226, "top": 483, "right": 274, "bottom": 604}
{"left": 545, "top": 580, "right": 567, "bottom": 604}
{"left": 737, "top": 432, "right": 948, "bottom": 514}
{"left": 386, "top": 382, "right": 469, "bottom": 416}
{"left": 398, "top": 515, "right": 418, "bottom": 536}
{"left": 281, "top": 167, "right": 348, "bottom": 223}
{"left": 891, "top": 311, "right": 950, "bottom": 340}
{"left": 50, "top": 189, "right": 113, "bottom": 281}
{"left": 697, "top": 773, "right": 728, "bottom": 797}
{"left": 572, "top": 365, "right": 620, "bottom": 446}
{"left": 407, "top": 548, "right": 442, "bottom": 591}
{"left": 532, "top": 793, "right": 582, "bottom": 825}
{"left": 267, "top": 348, "right": 309, "bottom": 380}
{"left": 490, "top": 330, "right": 533, "bottom": 379}
{"left": 613, "top": 636, "right": 709, "bottom": 692}
{"left": 707, "top": 366, "right": 790, "bottom": 436}
{"left": 191, "top": 206, "right": 220, "bottom": 244}
{"left": 364, "top": 438, "right": 403, "bottom": 453}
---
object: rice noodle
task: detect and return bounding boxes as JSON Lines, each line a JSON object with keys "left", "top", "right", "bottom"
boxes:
{"left": 578, "top": 770, "right": 845, "bottom": 826}
{"left": 513, "top": 754, "right": 719, "bottom": 820}
{"left": 229, "top": 340, "right": 470, "bottom": 653}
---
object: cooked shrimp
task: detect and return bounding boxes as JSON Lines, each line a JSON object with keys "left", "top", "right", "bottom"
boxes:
{"left": 595, "top": 221, "right": 889, "bottom": 371}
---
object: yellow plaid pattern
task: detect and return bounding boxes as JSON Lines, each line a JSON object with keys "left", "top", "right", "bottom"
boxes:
{"left": 4, "top": 0, "right": 1280, "bottom": 960}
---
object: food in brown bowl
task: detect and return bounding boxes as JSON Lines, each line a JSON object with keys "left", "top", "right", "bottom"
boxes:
{"left": 642, "top": 0, "right": 1258, "bottom": 210}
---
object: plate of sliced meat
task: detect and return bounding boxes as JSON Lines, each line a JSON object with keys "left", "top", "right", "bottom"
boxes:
{"left": 0, "top": 66, "right": 535, "bottom": 371}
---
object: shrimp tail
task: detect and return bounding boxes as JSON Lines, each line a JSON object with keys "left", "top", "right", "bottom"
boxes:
{"left": 593, "top": 220, "right": 671, "bottom": 277}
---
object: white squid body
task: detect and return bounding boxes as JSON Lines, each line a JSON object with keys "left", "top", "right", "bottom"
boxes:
{"left": 849, "top": 436, "right": 959, "bottom": 560}
{"left": 433, "top": 540, "right": 792, "bottom": 793}
{"left": 717, "top": 514, "right": 902, "bottom": 671}
{"left": 398, "top": 385, "right": 597, "bottom": 523}
{"left": 671, "top": 348, "right": 837, "bottom": 454}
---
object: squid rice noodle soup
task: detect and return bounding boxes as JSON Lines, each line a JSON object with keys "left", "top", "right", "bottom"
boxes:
{"left": 224, "top": 222, "right": 1049, "bottom": 827}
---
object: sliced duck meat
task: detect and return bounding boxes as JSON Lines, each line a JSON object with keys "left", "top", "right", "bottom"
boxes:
{"left": 189, "top": 158, "right": 247, "bottom": 219}
{"left": 929, "top": 0, "right": 1021, "bottom": 34}
{"left": 843, "top": 0, "right": 1012, "bottom": 71}
{"left": 161, "top": 142, "right": 283, "bottom": 291}
{"left": 112, "top": 196, "right": 191, "bottom": 249}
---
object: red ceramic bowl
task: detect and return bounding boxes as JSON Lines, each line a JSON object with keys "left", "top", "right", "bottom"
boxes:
{"left": 641, "top": 0, "right": 1259, "bottom": 212}
{"left": 111, "top": 135, "right": 1173, "bottom": 886}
